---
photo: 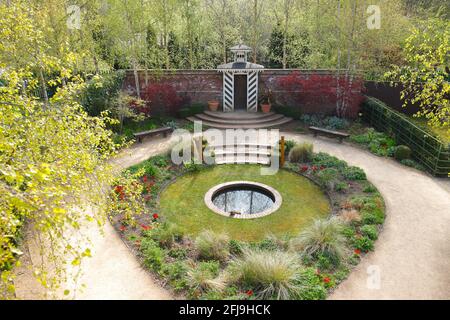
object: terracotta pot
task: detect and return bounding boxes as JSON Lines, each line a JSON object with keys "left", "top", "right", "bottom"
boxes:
{"left": 261, "top": 103, "right": 271, "bottom": 113}
{"left": 208, "top": 100, "right": 220, "bottom": 111}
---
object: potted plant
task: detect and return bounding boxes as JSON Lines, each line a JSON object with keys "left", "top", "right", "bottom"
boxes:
{"left": 260, "top": 89, "right": 273, "bottom": 113}
{"left": 208, "top": 100, "right": 220, "bottom": 111}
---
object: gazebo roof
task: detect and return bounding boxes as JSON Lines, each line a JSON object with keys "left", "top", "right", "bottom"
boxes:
{"left": 230, "top": 44, "right": 252, "bottom": 52}
{"left": 217, "top": 61, "right": 264, "bottom": 72}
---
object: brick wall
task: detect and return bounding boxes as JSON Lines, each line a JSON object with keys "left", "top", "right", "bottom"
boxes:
{"left": 123, "top": 69, "right": 364, "bottom": 117}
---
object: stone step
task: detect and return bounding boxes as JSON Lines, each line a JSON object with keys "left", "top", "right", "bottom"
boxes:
{"left": 187, "top": 116, "right": 293, "bottom": 129}
{"left": 214, "top": 155, "right": 271, "bottom": 165}
{"left": 194, "top": 112, "right": 285, "bottom": 125}
{"left": 213, "top": 148, "right": 272, "bottom": 157}
{"left": 203, "top": 110, "right": 276, "bottom": 120}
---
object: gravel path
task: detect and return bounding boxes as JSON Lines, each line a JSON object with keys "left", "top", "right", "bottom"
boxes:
{"left": 15, "top": 132, "right": 450, "bottom": 300}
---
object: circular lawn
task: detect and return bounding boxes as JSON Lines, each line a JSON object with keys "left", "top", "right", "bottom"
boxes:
{"left": 158, "top": 164, "right": 330, "bottom": 241}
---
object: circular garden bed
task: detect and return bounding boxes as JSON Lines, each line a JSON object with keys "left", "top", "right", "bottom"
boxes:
{"left": 108, "top": 142, "right": 385, "bottom": 300}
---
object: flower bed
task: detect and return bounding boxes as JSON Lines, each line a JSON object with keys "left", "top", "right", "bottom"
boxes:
{"left": 108, "top": 147, "right": 385, "bottom": 300}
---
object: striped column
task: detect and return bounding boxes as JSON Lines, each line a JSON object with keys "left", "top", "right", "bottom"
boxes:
{"left": 247, "top": 71, "right": 258, "bottom": 112}
{"left": 223, "top": 71, "right": 234, "bottom": 112}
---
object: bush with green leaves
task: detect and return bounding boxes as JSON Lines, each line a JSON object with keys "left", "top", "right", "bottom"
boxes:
{"left": 360, "top": 225, "right": 378, "bottom": 241}
{"left": 195, "top": 230, "right": 230, "bottom": 262}
{"left": 353, "top": 236, "right": 374, "bottom": 252}
{"left": 290, "top": 217, "right": 346, "bottom": 268}
{"left": 350, "top": 128, "right": 396, "bottom": 157}
{"left": 363, "top": 183, "right": 377, "bottom": 193}
{"left": 295, "top": 267, "right": 327, "bottom": 300}
{"left": 227, "top": 248, "right": 304, "bottom": 300}
{"left": 141, "top": 238, "right": 166, "bottom": 271}
{"left": 324, "top": 117, "right": 349, "bottom": 130}
{"left": 335, "top": 182, "right": 348, "bottom": 192}
{"left": 316, "top": 168, "right": 340, "bottom": 190}
{"left": 289, "top": 143, "right": 314, "bottom": 163}
{"left": 341, "top": 166, "right": 367, "bottom": 181}
{"left": 160, "top": 260, "right": 189, "bottom": 291}
{"left": 146, "top": 223, "right": 184, "bottom": 248}
{"left": 394, "top": 145, "right": 412, "bottom": 161}
{"left": 361, "top": 208, "right": 385, "bottom": 225}
{"left": 312, "top": 152, "right": 348, "bottom": 170}
{"left": 229, "top": 239, "right": 244, "bottom": 256}
{"left": 284, "top": 140, "right": 297, "bottom": 155}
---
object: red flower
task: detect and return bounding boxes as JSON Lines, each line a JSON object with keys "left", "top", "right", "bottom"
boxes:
{"left": 300, "top": 165, "right": 309, "bottom": 172}
{"left": 152, "top": 213, "right": 159, "bottom": 220}
{"left": 119, "top": 225, "right": 126, "bottom": 232}
{"left": 320, "top": 165, "right": 326, "bottom": 170}
{"left": 323, "top": 277, "right": 331, "bottom": 284}
{"left": 312, "top": 165, "right": 318, "bottom": 172}
{"left": 354, "top": 249, "right": 361, "bottom": 255}
{"left": 245, "top": 290, "right": 253, "bottom": 296}
{"left": 143, "top": 175, "right": 148, "bottom": 182}
{"left": 114, "top": 185, "right": 124, "bottom": 193}
{"left": 141, "top": 224, "right": 151, "bottom": 231}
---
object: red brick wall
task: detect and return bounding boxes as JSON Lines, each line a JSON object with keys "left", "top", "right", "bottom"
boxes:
{"left": 123, "top": 69, "right": 364, "bottom": 117}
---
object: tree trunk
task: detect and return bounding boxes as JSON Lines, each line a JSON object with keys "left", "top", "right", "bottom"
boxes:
{"left": 336, "top": 0, "right": 342, "bottom": 116}
{"left": 133, "top": 60, "right": 141, "bottom": 98}
{"left": 39, "top": 67, "right": 49, "bottom": 107}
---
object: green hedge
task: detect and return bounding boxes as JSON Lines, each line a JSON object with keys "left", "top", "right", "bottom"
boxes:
{"left": 361, "top": 97, "right": 450, "bottom": 177}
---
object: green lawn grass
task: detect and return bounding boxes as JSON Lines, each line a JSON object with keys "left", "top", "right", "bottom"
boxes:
{"left": 158, "top": 165, "right": 330, "bottom": 241}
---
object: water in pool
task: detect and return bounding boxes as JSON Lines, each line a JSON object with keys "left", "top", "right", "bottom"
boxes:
{"left": 212, "top": 185, "right": 275, "bottom": 215}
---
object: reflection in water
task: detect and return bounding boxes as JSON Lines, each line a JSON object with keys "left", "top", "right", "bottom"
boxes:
{"left": 212, "top": 185, "right": 275, "bottom": 215}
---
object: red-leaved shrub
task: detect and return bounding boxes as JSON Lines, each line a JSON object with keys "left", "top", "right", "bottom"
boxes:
{"left": 142, "top": 83, "right": 186, "bottom": 116}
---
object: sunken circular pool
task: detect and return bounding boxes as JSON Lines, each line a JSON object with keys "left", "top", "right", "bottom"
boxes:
{"left": 204, "top": 181, "right": 282, "bottom": 219}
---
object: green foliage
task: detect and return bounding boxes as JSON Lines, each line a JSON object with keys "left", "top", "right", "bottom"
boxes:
{"left": 141, "top": 238, "right": 166, "bottom": 271}
{"left": 290, "top": 218, "right": 346, "bottom": 268}
{"left": 384, "top": 18, "right": 450, "bottom": 131}
{"left": 186, "top": 261, "right": 222, "bottom": 295}
{"left": 350, "top": 128, "right": 396, "bottom": 157}
{"left": 312, "top": 152, "right": 348, "bottom": 170}
{"left": 335, "top": 182, "right": 348, "bottom": 193}
{"left": 160, "top": 260, "right": 188, "bottom": 291}
{"left": 316, "top": 168, "right": 340, "bottom": 190}
{"left": 289, "top": 143, "right": 314, "bottom": 163}
{"left": 363, "top": 183, "right": 377, "bottom": 193}
{"left": 82, "top": 72, "right": 125, "bottom": 117}
{"left": 361, "top": 225, "right": 378, "bottom": 241}
{"left": 394, "top": 145, "right": 412, "bottom": 161}
{"left": 146, "top": 223, "right": 184, "bottom": 249}
{"left": 295, "top": 267, "right": 327, "bottom": 300}
{"left": 353, "top": 236, "right": 375, "bottom": 252}
{"left": 195, "top": 230, "right": 230, "bottom": 262}
{"left": 284, "top": 140, "right": 297, "bottom": 155}
{"left": 273, "top": 105, "right": 302, "bottom": 119}
{"left": 341, "top": 166, "right": 367, "bottom": 181}
{"left": 228, "top": 248, "right": 304, "bottom": 300}
{"left": 361, "top": 208, "right": 385, "bottom": 225}
{"left": 229, "top": 239, "right": 244, "bottom": 256}
{"left": 178, "top": 103, "right": 205, "bottom": 118}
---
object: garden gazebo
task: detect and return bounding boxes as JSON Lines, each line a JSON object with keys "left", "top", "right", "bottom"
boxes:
{"left": 217, "top": 44, "right": 264, "bottom": 112}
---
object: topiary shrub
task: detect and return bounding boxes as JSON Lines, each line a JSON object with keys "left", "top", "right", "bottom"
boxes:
{"left": 289, "top": 143, "right": 314, "bottom": 163}
{"left": 394, "top": 145, "right": 412, "bottom": 161}
{"left": 290, "top": 217, "right": 346, "bottom": 268}
{"left": 227, "top": 248, "right": 304, "bottom": 300}
{"left": 195, "top": 230, "right": 230, "bottom": 262}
